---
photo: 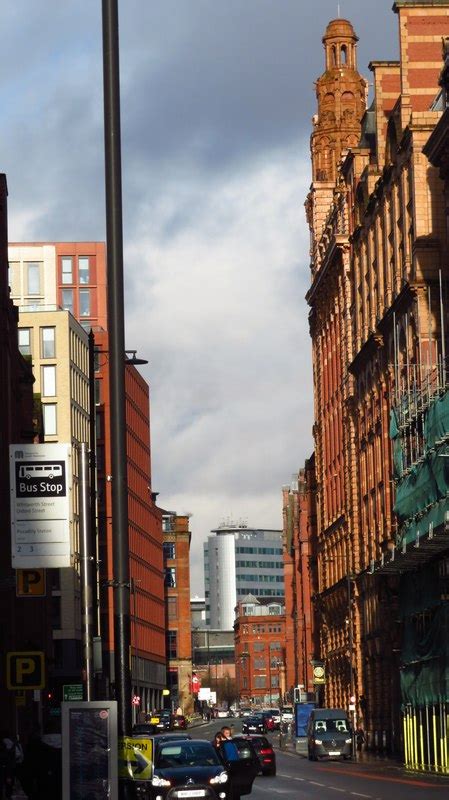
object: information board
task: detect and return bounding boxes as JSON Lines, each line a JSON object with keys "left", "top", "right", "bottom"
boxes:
{"left": 10, "top": 443, "right": 73, "bottom": 568}
{"left": 62, "top": 701, "right": 117, "bottom": 800}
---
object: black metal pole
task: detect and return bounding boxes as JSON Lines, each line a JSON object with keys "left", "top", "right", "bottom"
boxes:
{"left": 79, "top": 442, "right": 94, "bottom": 700}
{"left": 88, "top": 331, "right": 99, "bottom": 642}
{"left": 102, "top": 0, "right": 132, "bottom": 747}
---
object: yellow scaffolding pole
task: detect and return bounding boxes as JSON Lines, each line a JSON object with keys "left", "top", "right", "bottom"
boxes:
{"left": 412, "top": 708, "right": 418, "bottom": 768}
{"left": 419, "top": 708, "right": 425, "bottom": 771}
{"left": 403, "top": 712, "right": 409, "bottom": 766}
{"left": 433, "top": 706, "right": 439, "bottom": 772}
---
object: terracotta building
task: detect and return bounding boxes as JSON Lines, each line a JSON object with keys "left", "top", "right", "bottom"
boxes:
{"left": 306, "top": 14, "right": 368, "bottom": 729}
{"left": 234, "top": 596, "right": 286, "bottom": 707}
{"left": 282, "top": 459, "right": 318, "bottom": 698}
{"left": 306, "top": 2, "right": 449, "bottom": 765}
{"left": 161, "top": 511, "right": 193, "bottom": 714}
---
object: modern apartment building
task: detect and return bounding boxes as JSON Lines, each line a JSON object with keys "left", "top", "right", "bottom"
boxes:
{"left": 9, "top": 241, "right": 165, "bottom": 708}
{"left": 9, "top": 241, "right": 107, "bottom": 331}
{"left": 16, "top": 307, "right": 90, "bottom": 690}
{"left": 203, "top": 522, "right": 284, "bottom": 630}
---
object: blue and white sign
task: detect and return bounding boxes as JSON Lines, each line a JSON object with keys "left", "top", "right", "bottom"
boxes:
{"left": 10, "top": 443, "right": 73, "bottom": 568}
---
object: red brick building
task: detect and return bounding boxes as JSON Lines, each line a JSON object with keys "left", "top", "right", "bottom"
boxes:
{"left": 234, "top": 596, "right": 286, "bottom": 707}
{"left": 161, "top": 512, "right": 193, "bottom": 714}
{"left": 306, "top": 3, "right": 449, "bottom": 764}
{"left": 282, "top": 459, "right": 318, "bottom": 698}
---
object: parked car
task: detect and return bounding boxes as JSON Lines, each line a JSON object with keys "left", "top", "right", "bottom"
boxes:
{"left": 153, "top": 709, "right": 173, "bottom": 731}
{"left": 233, "top": 735, "right": 276, "bottom": 776}
{"left": 307, "top": 708, "right": 353, "bottom": 761}
{"left": 133, "top": 722, "right": 158, "bottom": 736}
{"left": 265, "top": 709, "right": 280, "bottom": 729}
{"left": 259, "top": 711, "right": 275, "bottom": 732}
{"left": 214, "top": 707, "right": 230, "bottom": 719}
{"left": 172, "top": 714, "right": 187, "bottom": 730}
{"left": 280, "top": 706, "right": 293, "bottom": 724}
{"left": 242, "top": 715, "right": 265, "bottom": 735}
{"left": 150, "top": 737, "right": 258, "bottom": 799}
{"left": 240, "top": 707, "right": 252, "bottom": 717}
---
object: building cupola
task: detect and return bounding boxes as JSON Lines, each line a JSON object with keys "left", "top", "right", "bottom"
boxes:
{"left": 310, "top": 18, "right": 367, "bottom": 183}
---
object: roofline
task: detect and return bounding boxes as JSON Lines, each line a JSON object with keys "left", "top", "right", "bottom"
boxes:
{"left": 368, "top": 60, "right": 400, "bottom": 71}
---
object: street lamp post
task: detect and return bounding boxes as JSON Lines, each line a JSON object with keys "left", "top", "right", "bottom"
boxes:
{"left": 101, "top": 6, "right": 132, "bottom": 790}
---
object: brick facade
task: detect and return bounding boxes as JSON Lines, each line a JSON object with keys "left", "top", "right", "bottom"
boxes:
{"left": 234, "top": 597, "right": 286, "bottom": 707}
{"left": 307, "top": 3, "right": 449, "bottom": 757}
{"left": 282, "top": 460, "right": 318, "bottom": 697}
{"left": 162, "top": 512, "right": 193, "bottom": 714}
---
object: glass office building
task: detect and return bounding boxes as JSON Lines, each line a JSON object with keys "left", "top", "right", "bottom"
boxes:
{"left": 203, "top": 523, "right": 284, "bottom": 629}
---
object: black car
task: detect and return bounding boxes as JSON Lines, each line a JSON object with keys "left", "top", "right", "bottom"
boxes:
{"left": 242, "top": 716, "right": 264, "bottom": 735}
{"left": 155, "top": 710, "right": 173, "bottom": 731}
{"left": 233, "top": 735, "right": 276, "bottom": 776}
{"left": 150, "top": 738, "right": 258, "bottom": 800}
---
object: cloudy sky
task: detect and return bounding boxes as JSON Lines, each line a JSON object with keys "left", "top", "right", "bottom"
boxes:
{"left": 1, "top": 1, "right": 400, "bottom": 588}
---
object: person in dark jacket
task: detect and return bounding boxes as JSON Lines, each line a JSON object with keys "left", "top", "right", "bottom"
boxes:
{"left": 20, "top": 728, "right": 62, "bottom": 800}
{"left": 0, "top": 733, "right": 15, "bottom": 799}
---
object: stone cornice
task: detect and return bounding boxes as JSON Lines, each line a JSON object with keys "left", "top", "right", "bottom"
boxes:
{"left": 306, "top": 235, "right": 349, "bottom": 306}
{"left": 423, "top": 107, "right": 449, "bottom": 177}
{"left": 349, "top": 331, "right": 384, "bottom": 376}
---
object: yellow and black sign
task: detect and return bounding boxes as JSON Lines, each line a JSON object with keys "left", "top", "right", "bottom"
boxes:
{"left": 16, "top": 569, "right": 46, "bottom": 597}
{"left": 7, "top": 651, "right": 45, "bottom": 690}
{"left": 312, "top": 664, "right": 326, "bottom": 685}
{"left": 15, "top": 690, "right": 26, "bottom": 707}
{"left": 118, "top": 737, "right": 153, "bottom": 781}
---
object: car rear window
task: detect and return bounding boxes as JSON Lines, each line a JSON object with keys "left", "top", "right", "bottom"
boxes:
{"left": 156, "top": 742, "right": 220, "bottom": 768}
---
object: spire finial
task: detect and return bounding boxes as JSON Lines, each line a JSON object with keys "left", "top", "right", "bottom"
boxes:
{"left": 337, "top": 3, "right": 341, "bottom": 17}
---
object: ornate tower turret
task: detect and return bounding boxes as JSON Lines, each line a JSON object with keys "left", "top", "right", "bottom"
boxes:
{"left": 311, "top": 18, "right": 367, "bottom": 184}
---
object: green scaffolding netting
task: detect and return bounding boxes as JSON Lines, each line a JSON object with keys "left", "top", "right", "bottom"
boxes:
{"left": 390, "top": 408, "right": 404, "bottom": 479}
{"left": 400, "top": 565, "right": 449, "bottom": 705}
{"left": 424, "top": 392, "right": 449, "bottom": 450}
{"left": 391, "top": 392, "right": 449, "bottom": 547}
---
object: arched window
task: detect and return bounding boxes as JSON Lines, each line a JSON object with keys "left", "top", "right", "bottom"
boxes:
{"left": 341, "top": 45, "right": 347, "bottom": 65}
{"left": 331, "top": 45, "right": 337, "bottom": 67}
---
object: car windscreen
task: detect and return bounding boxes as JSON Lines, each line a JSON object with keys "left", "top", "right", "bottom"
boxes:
{"left": 314, "top": 719, "right": 349, "bottom": 733}
{"left": 156, "top": 742, "right": 221, "bottom": 768}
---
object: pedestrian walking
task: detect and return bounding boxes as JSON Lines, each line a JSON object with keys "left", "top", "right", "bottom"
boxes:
{"left": 0, "top": 733, "right": 16, "bottom": 799}
{"left": 356, "top": 725, "right": 365, "bottom": 752}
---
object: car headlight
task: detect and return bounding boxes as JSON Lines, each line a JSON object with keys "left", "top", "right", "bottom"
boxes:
{"left": 314, "top": 739, "right": 323, "bottom": 745}
{"left": 345, "top": 738, "right": 352, "bottom": 744}
{"left": 151, "top": 775, "right": 171, "bottom": 787}
{"left": 210, "top": 771, "right": 229, "bottom": 785}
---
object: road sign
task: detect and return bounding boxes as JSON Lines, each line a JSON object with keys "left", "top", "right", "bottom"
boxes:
{"left": 10, "top": 443, "right": 73, "bottom": 568}
{"left": 16, "top": 568, "right": 46, "bottom": 596}
{"left": 118, "top": 737, "right": 152, "bottom": 781}
{"left": 7, "top": 651, "right": 45, "bottom": 689}
{"left": 63, "top": 684, "right": 83, "bottom": 701}
{"left": 312, "top": 664, "right": 326, "bottom": 685}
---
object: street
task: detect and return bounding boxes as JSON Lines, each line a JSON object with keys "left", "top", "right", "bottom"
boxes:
{"left": 198, "top": 718, "right": 449, "bottom": 800}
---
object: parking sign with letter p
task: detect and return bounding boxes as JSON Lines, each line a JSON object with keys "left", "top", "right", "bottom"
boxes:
{"left": 7, "top": 651, "right": 45, "bottom": 689}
